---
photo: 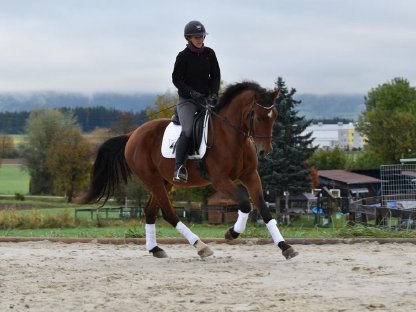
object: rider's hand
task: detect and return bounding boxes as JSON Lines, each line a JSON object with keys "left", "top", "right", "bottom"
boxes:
{"left": 210, "top": 94, "right": 218, "bottom": 106}
{"left": 190, "top": 90, "right": 204, "bottom": 100}
{"left": 206, "top": 94, "right": 218, "bottom": 109}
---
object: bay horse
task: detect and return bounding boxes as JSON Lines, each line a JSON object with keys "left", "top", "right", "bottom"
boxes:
{"left": 76, "top": 81, "right": 298, "bottom": 260}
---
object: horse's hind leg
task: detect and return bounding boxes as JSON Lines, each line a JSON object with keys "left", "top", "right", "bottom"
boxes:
{"left": 150, "top": 181, "right": 213, "bottom": 258}
{"left": 144, "top": 195, "right": 168, "bottom": 258}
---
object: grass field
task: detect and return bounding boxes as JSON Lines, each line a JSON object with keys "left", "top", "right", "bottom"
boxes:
{"left": 0, "top": 164, "right": 30, "bottom": 195}
{"left": 1, "top": 205, "right": 415, "bottom": 239}
{"left": 10, "top": 134, "right": 27, "bottom": 146}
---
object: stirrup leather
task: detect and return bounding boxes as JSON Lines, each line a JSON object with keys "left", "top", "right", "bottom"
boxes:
{"left": 173, "top": 165, "right": 188, "bottom": 182}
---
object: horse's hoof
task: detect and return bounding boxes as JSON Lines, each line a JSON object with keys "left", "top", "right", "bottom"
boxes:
{"left": 153, "top": 250, "right": 168, "bottom": 258}
{"left": 224, "top": 227, "right": 240, "bottom": 240}
{"left": 198, "top": 246, "right": 214, "bottom": 258}
{"left": 194, "top": 240, "right": 214, "bottom": 258}
{"left": 150, "top": 246, "right": 168, "bottom": 258}
{"left": 282, "top": 247, "right": 299, "bottom": 260}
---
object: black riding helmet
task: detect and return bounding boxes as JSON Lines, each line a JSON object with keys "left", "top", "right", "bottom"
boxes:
{"left": 184, "top": 20, "right": 207, "bottom": 37}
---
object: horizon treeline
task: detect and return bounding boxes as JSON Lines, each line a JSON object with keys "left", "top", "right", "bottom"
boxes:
{"left": 0, "top": 106, "right": 148, "bottom": 133}
{"left": 0, "top": 106, "right": 354, "bottom": 134}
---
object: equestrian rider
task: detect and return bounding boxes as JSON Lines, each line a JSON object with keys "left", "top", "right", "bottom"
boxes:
{"left": 172, "top": 20, "right": 221, "bottom": 183}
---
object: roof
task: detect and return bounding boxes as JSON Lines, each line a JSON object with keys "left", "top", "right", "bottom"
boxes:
{"left": 318, "top": 170, "right": 381, "bottom": 185}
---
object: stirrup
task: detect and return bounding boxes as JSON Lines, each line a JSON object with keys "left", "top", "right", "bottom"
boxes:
{"left": 173, "top": 165, "right": 188, "bottom": 183}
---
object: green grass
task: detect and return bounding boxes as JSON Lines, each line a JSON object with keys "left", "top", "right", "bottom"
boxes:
{"left": 10, "top": 134, "right": 27, "bottom": 146}
{"left": 0, "top": 164, "right": 30, "bottom": 195}
{"left": 3, "top": 222, "right": 415, "bottom": 239}
{"left": 1, "top": 209, "right": 415, "bottom": 239}
{"left": 1, "top": 197, "right": 415, "bottom": 239}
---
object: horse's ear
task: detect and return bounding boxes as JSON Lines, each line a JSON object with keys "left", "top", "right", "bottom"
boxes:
{"left": 271, "top": 88, "right": 281, "bottom": 99}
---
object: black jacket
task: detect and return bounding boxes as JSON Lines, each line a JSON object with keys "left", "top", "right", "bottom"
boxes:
{"left": 172, "top": 46, "right": 221, "bottom": 99}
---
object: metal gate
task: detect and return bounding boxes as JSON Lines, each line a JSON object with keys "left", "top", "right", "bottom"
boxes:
{"left": 380, "top": 160, "right": 416, "bottom": 209}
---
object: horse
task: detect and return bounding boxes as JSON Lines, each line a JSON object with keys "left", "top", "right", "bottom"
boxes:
{"left": 75, "top": 81, "right": 298, "bottom": 260}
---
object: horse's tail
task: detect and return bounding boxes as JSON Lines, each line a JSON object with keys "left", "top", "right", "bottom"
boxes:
{"left": 75, "top": 134, "right": 132, "bottom": 205}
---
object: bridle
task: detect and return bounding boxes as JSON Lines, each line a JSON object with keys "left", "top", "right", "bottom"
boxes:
{"left": 246, "top": 101, "right": 275, "bottom": 140}
{"left": 206, "top": 97, "right": 275, "bottom": 140}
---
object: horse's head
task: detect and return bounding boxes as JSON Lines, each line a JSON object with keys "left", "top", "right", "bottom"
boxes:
{"left": 246, "top": 88, "right": 280, "bottom": 158}
{"left": 215, "top": 81, "right": 280, "bottom": 158}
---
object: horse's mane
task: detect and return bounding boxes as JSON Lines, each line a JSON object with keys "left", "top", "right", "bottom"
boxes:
{"left": 216, "top": 81, "right": 270, "bottom": 110}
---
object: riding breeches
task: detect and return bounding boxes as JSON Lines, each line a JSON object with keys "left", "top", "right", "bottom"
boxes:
{"left": 176, "top": 97, "right": 200, "bottom": 138}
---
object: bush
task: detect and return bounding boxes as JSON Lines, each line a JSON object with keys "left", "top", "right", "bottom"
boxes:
{"left": 0, "top": 209, "right": 75, "bottom": 230}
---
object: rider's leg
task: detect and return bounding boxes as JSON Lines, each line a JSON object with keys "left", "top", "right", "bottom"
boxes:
{"left": 173, "top": 98, "right": 199, "bottom": 183}
{"left": 173, "top": 132, "right": 191, "bottom": 182}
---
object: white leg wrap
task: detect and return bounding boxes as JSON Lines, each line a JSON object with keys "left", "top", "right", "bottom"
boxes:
{"left": 233, "top": 210, "right": 250, "bottom": 233}
{"left": 145, "top": 224, "right": 157, "bottom": 251}
{"left": 176, "top": 221, "right": 199, "bottom": 246}
{"left": 266, "top": 219, "right": 284, "bottom": 245}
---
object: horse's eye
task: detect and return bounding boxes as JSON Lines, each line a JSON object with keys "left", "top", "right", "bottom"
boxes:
{"left": 256, "top": 116, "right": 262, "bottom": 122}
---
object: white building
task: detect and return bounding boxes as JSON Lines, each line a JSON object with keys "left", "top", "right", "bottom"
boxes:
{"left": 305, "top": 122, "right": 364, "bottom": 150}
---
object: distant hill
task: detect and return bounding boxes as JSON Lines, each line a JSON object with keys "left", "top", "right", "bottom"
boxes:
{"left": 0, "top": 91, "right": 365, "bottom": 120}
{"left": 297, "top": 93, "right": 365, "bottom": 120}
{"left": 0, "top": 92, "right": 157, "bottom": 113}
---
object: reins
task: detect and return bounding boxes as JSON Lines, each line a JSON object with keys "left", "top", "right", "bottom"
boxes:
{"left": 146, "top": 103, "right": 178, "bottom": 120}
{"left": 202, "top": 97, "right": 274, "bottom": 141}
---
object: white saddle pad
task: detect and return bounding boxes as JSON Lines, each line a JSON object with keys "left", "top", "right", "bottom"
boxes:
{"left": 161, "top": 113, "right": 210, "bottom": 159}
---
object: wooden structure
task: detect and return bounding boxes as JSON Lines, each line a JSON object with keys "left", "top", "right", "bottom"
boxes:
{"left": 205, "top": 192, "right": 239, "bottom": 224}
{"left": 74, "top": 206, "right": 139, "bottom": 220}
{"left": 318, "top": 170, "right": 381, "bottom": 200}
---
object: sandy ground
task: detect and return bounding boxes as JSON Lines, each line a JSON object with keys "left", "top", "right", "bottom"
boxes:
{"left": 0, "top": 241, "right": 415, "bottom": 312}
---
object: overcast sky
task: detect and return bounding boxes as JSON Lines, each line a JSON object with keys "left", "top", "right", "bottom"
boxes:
{"left": 0, "top": 0, "right": 415, "bottom": 95}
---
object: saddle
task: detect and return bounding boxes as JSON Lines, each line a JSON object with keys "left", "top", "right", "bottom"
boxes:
{"left": 161, "top": 109, "right": 210, "bottom": 160}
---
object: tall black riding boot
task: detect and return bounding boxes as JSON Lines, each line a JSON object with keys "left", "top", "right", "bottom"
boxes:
{"left": 173, "top": 133, "right": 191, "bottom": 183}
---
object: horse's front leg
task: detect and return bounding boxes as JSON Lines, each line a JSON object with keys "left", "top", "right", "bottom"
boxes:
{"left": 210, "top": 178, "right": 252, "bottom": 240}
{"left": 239, "top": 173, "right": 299, "bottom": 260}
{"left": 223, "top": 185, "right": 252, "bottom": 240}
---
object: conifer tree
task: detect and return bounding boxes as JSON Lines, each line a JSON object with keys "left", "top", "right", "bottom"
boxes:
{"left": 258, "top": 77, "right": 317, "bottom": 203}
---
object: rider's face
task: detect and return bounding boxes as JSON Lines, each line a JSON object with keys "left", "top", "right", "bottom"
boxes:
{"left": 189, "top": 35, "right": 204, "bottom": 48}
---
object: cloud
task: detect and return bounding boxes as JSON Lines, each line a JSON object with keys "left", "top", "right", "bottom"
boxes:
{"left": 0, "top": 0, "right": 415, "bottom": 94}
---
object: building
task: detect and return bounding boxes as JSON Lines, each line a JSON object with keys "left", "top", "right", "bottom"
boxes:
{"left": 304, "top": 122, "right": 364, "bottom": 150}
{"left": 318, "top": 169, "right": 381, "bottom": 199}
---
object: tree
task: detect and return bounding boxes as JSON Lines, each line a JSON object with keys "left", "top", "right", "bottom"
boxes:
{"left": 146, "top": 91, "right": 178, "bottom": 120}
{"left": 345, "top": 149, "right": 383, "bottom": 170}
{"left": 24, "top": 109, "right": 80, "bottom": 195}
{"left": 258, "top": 77, "right": 317, "bottom": 201}
{"left": 110, "top": 112, "right": 136, "bottom": 135}
{"left": 308, "top": 147, "right": 348, "bottom": 170}
{"left": 0, "top": 134, "right": 14, "bottom": 159}
{"left": 45, "top": 127, "right": 92, "bottom": 202}
{"left": 356, "top": 77, "right": 416, "bottom": 164}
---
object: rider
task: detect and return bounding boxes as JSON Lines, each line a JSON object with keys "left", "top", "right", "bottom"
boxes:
{"left": 171, "top": 20, "right": 221, "bottom": 183}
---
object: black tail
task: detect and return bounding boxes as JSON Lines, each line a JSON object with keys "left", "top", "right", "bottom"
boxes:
{"left": 75, "top": 135, "right": 131, "bottom": 205}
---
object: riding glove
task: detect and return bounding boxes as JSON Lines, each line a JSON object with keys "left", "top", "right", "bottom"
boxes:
{"left": 210, "top": 94, "right": 218, "bottom": 107}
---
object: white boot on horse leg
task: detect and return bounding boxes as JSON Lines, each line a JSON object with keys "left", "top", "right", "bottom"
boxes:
{"left": 176, "top": 221, "right": 213, "bottom": 258}
{"left": 225, "top": 210, "right": 250, "bottom": 240}
{"left": 266, "top": 219, "right": 299, "bottom": 260}
{"left": 146, "top": 224, "right": 168, "bottom": 258}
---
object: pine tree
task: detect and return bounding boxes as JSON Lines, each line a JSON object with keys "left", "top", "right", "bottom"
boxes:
{"left": 258, "top": 77, "right": 317, "bottom": 203}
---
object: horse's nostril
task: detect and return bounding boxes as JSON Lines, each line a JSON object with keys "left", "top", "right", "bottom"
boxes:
{"left": 259, "top": 150, "right": 265, "bottom": 158}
